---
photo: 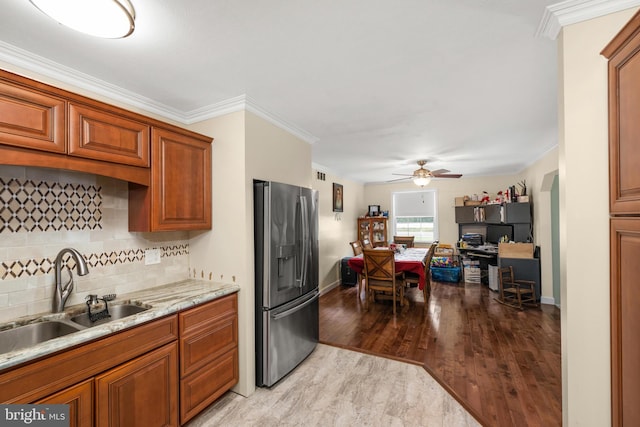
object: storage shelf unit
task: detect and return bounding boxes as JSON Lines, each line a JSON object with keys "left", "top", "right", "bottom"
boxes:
{"left": 455, "top": 202, "right": 532, "bottom": 243}
{"left": 357, "top": 217, "right": 388, "bottom": 247}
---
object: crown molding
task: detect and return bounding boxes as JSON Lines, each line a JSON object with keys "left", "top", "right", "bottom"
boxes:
{"left": 537, "top": 0, "right": 640, "bottom": 39}
{"left": 0, "top": 40, "right": 319, "bottom": 144}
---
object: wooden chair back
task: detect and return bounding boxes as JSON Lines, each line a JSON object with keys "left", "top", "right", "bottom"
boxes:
{"left": 349, "top": 240, "right": 363, "bottom": 256}
{"left": 393, "top": 236, "right": 415, "bottom": 248}
{"left": 363, "top": 248, "right": 402, "bottom": 314}
{"left": 362, "top": 238, "right": 373, "bottom": 249}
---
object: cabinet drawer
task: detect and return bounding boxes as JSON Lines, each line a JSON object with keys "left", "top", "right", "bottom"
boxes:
{"left": 179, "top": 293, "right": 237, "bottom": 336}
{"left": 180, "top": 348, "right": 238, "bottom": 425}
{"left": 0, "top": 79, "right": 66, "bottom": 153}
{"left": 180, "top": 313, "right": 237, "bottom": 376}
{"left": 69, "top": 103, "right": 150, "bottom": 167}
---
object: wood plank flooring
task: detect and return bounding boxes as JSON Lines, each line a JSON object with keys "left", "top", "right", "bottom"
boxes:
{"left": 319, "top": 280, "right": 561, "bottom": 427}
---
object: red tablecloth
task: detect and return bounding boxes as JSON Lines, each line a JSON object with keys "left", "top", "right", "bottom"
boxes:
{"left": 348, "top": 248, "right": 428, "bottom": 290}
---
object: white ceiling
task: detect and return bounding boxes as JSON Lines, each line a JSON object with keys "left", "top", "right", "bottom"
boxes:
{"left": 0, "top": 1, "right": 622, "bottom": 183}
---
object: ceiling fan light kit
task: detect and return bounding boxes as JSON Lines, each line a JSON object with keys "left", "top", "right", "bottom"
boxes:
{"left": 388, "top": 160, "right": 462, "bottom": 186}
{"left": 30, "top": 0, "right": 135, "bottom": 39}
{"left": 413, "top": 176, "right": 431, "bottom": 187}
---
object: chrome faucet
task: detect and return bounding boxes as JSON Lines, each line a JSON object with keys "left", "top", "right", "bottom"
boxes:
{"left": 53, "top": 248, "right": 90, "bottom": 313}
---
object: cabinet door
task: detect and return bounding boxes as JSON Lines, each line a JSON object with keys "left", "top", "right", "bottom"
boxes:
{"left": 605, "top": 27, "right": 640, "bottom": 214}
{"left": 371, "top": 218, "right": 387, "bottom": 246}
{"left": 504, "top": 202, "right": 531, "bottom": 223}
{"left": 610, "top": 218, "right": 640, "bottom": 426}
{"left": 484, "top": 204, "right": 503, "bottom": 224}
{"left": 36, "top": 379, "right": 93, "bottom": 427}
{"left": 68, "top": 103, "right": 150, "bottom": 167}
{"left": 129, "top": 128, "right": 212, "bottom": 231}
{"left": 454, "top": 206, "right": 476, "bottom": 224}
{"left": 0, "top": 79, "right": 65, "bottom": 153}
{"left": 95, "top": 342, "right": 178, "bottom": 427}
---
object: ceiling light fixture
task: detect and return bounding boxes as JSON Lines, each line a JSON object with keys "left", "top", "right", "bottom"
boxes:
{"left": 413, "top": 176, "right": 431, "bottom": 187}
{"left": 30, "top": 0, "right": 136, "bottom": 39}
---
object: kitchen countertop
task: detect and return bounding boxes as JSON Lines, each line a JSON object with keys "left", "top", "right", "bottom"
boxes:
{"left": 0, "top": 279, "right": 240, "bottom": 372}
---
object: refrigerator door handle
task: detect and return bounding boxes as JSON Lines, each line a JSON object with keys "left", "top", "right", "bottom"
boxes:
{"left": 271, "top": 291, "right": 319, "bottom": 320}
{"left": 298, "top": 195, "right": 309, "bottom": 288}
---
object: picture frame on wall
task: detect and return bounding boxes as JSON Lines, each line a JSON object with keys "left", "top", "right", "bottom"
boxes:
{"left": 368, "top": 205, "right": 380, "bottom": 216}
{"left": 333, "top": 183, "right": 343, "bottom": 212}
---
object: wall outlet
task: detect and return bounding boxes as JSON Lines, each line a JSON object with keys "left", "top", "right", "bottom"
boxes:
{"left": 145, "top": 248, "right": 161, "bottom": 265}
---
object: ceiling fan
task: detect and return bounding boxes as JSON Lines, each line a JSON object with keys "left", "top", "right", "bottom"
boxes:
{"left": 388, "top": 160, "right": 462, "bottom": 186}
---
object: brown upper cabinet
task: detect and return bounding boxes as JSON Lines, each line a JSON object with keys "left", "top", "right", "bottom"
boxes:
{"left": 68, "top": 102, "right": 150, "bottom": 167}
{"left": 0, "top": 69, "right": 213, "bottom": 232}
{"left": 602, "top": 15, "right": 640, "bottom": 214}
{"left": 0, "top": 77, "right": 66, "bottom": 153}
{"left": 129, "top": 128, "right": 212, "bottom": 232}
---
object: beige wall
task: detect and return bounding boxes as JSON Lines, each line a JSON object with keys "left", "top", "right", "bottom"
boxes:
{"left": 559, "top": 8, "right": 637, "bottom": 425}
{"left": 519, "top": 147, "right": 559, "bottom": 303}
{"left": 363, "top": 175, "right": 520, "bottom": 246}
{"left": 188, "top": 110, "right": 313, "bottom": 397}
{"left": 310, "top": 169, "right": 365, "bottom": 293}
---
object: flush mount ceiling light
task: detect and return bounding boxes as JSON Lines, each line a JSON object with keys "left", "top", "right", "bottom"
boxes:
{"left": 30, "top": 0, "right": 135, "bottom": 39}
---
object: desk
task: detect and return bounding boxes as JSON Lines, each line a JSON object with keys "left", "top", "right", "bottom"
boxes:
{"left": 347, "top": 248, "right": 429, "bottom": 290}
{"left": 457, "top": 245, "right": 498, "bottom": 284}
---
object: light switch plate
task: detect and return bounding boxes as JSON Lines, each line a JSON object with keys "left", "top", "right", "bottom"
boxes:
{"left": 145, "top": 248, "right": 161, "bottom": 265}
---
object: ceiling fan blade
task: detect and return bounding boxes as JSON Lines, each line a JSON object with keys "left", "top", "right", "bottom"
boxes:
{"left": 432, "top": 173, "right": 462, "bottom": 178}
{"left": 391, "top": 173, "right": 414, "bottom": 177}
{"left": 386, "top": 176, "right": 412, "bottom": 182}
{"left": 430, "top": 169, "right": 450, "bottom": 175}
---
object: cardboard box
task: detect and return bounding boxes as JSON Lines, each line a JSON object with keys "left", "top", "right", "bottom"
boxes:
{"left": 498, "top": 242, "right": 534, "bottom": 259}
{"left": 455, "top": 197, "right": 465, "bottom": 207}
{"left": 464, "top": 200, "right": 482, "bottom": 206}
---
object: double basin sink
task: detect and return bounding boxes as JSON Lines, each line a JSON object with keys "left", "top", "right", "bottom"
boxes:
{"left": 0, "top": 303, "right": 151, "bottom": 355}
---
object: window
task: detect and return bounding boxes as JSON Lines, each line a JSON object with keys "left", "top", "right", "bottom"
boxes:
{"left": 392, "top": 190, "right": 438, "bottom": 243}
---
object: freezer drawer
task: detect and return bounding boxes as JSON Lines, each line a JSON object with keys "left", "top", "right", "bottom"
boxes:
{"left": 257, "top": 290, "right": 319, "bottom": 387}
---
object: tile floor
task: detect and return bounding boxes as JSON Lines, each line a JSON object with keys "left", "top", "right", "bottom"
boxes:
{"left": 188, "top": 344, "right": 480, "bottom": 427}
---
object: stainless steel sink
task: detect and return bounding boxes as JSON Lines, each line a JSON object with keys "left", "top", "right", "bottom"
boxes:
{"left": 69, "top": 303, "right": 150, "bottom": 328}
{"left": 0, "top": 320, "right": 84, "bottom": 354}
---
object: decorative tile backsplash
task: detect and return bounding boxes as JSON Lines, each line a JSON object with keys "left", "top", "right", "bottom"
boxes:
{"left": 0, "top": 166, "right": 192, "bottom": 323}
{"left": 0, "top": 177, "right": 102, "bottom": 233}
{"left": 1, "top": 244, "right": 189, "bottom": 281}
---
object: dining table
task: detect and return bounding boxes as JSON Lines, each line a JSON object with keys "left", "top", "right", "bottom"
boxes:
{"left": 347, "top": 247, "right": 429, "bottom": 290}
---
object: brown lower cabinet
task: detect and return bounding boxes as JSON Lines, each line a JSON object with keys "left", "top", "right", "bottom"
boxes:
{"left": 96, "top": 342, "right": 178, "bottom": 427}
{"left": 0, "top": 292, "right": 239, "bottom": 426}
{"left": 36, "top": 378, "right": 93, "bottom": 427}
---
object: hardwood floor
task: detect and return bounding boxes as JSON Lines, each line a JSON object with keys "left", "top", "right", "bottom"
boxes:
{"left": 319, "top": 280, "right": 561, "bottom": 427}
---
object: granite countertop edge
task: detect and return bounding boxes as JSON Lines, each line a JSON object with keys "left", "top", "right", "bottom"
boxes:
{"left": 0, "top": 279, "right": 240, "bottom": 372}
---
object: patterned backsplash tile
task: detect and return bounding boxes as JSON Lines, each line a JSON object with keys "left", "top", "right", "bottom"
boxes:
{"left": 0, "top": 177, "right": 102, "bottom": 233}
{"left": 0, "top": 244, "right": 189, "bottom": 281}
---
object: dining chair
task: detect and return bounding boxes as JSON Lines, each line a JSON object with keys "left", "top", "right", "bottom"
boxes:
{"left": 393, "top": 235, "right": 415, "bottom": 248}
{"left": 362, "top": 238, "right": 373, "bottom": 249}
{"left": 349, "top": 240, "right": 363, "bottom": 256}
{"left": 362, "top": 249, "right": 404, "bottom": 314}
{"left": 496, "top": 266, "right": 538, "bottom": 310}
{"left": 349, "top": 241, "right": 365, "bottom": 297}
{"left": 405, "top": 241, "right": 437, "bottom": 304}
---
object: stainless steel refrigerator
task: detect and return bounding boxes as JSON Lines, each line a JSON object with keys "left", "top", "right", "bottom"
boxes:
{"left": 254, "top": 180, "right": 319, "bottom": 387}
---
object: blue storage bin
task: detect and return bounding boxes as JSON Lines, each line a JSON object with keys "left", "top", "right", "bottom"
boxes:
{"left": 431, "top": 266, "right": 461, "bottom": 283}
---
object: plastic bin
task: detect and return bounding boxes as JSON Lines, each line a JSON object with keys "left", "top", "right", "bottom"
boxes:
{"left": 431, "top": 266, "right": 461, "bottom": 283}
